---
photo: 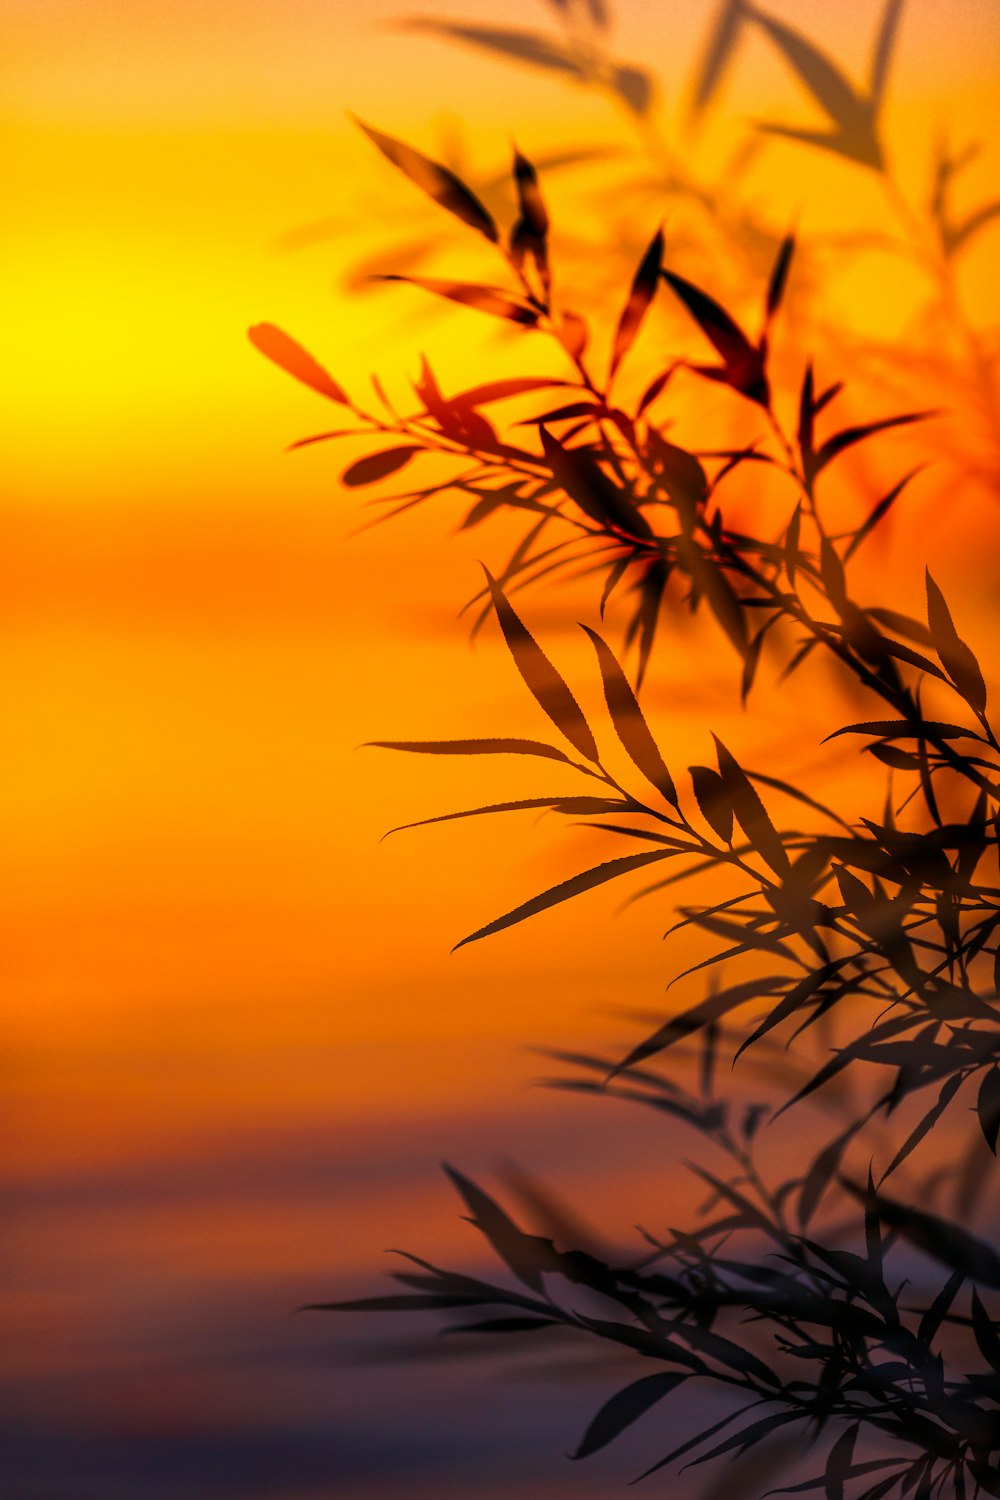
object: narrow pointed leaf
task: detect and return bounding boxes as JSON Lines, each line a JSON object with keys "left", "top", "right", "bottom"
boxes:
{"left": 977, "top": 1067, "right": 1000, "bottom": 1154}
{"left": 814, "top": 411, "right": 934, "bottom": 476}
{"left": 377, "top": 275, "right": 539, "bottom": 325}
{"left": 714, "top": 736, "right": 790, "bottom": 875}
{"left": 342, "top": 446, "right": 421, "bottom": 487}
{"left": 690, "top": 765, "right": 734, "bottom": 843}
{"left": 352, "top": 115, "right": 499, "bottom": 242}
{"left": 690, "top": 0, "right": 746, "bottom": 117}
{"left": 248, "top": 324, "right": 348, "bottom": 403}
{"left": 870, "top": 0, "right": 906, "bottom": 108}
{"left": 571, "top": 1372, "right": 687, "bottom": 1459}
{"left": 765, "top": 233, "right": 795, "bottom": 326}
{"left": 926, "top": 569, "right": 988, "bottom": 715}
{"left": 454, "top": 850, "right": 671, "bottom": 949}
{"left": 750, "top": 11, "right": 868, "bottom": 130}
{"left": 581, "top": 625, "right": 678, "bottom": 804}
{"left": 485, "top": 571, "right": 599, "bottom": 761}
{"left": 609, "top": 227, "right": 663, "bottom": 382}
{"left": 365, "top": 737, "right": 580, "bottom": 765}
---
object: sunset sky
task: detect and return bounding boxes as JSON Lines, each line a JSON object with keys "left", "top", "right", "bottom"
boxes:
{"left": 4, "top": 2, "right": 1000, "bottom": 1495}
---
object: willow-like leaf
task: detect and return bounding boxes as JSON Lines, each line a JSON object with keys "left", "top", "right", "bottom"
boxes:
{"left": 609, "top": 226, "right": 663, "bottom": 384}
{"left": 581, "top": 625, "right": 678, "bottom": 805}
{"left": 248, "top": 324, "right": 349, "bottom": 403}
{"left": 351, "top": 115, "right": 499, "bottom": 242}
{"left": 485, "top": 570, "right": 600, "bottom": 762}
{"left": 571, "top": 1372, "right": 687, "bottom": 1460}
{"left": 453, "top": 849, "right": 673, "bottom": 950}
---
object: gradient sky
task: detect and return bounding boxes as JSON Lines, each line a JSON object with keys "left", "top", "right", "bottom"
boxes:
{"left": 4, "top": 2, "right": 999, "bottom": 1496}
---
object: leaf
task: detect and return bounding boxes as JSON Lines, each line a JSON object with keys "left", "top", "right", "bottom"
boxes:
{"left": 364, "top": 737, "right": 581, "bottom": 766}
{"left": 842, "top": 1180, "right": 1000, "bottom": 1286}
{"left": 714, "top": 736, "right": 790, "bottom": 875}
{"left": 612, "top": 65, "right": 656, "bottom": 116}
{"left": 614, "top": 976, "right": 787, "bottom": 1074}
{"left": 765, "top": 232, "right": 795, "bottom": 326}
{"left": 946, "top": 199, "right": 1000, "bottom": 256}
{"left": 609, "top": 227, "right": 663, "bottom": 383}
{"left": 661, "top": 273, "right": 750, "bottom": 363}
{"left": 926, "top": 569, "right": 988, "bottom": 715}
{"left": 971, "top": 1289, "right": 1000, "bottom": 1373}
{"left": 444, "top": 1165, "right": 556, "bottom": 1291}
{"left": 977, "top": 1068, "right": 1000, "bottom": 1154}
{"left": 870, "top": 0, "right": 906, "bottom": 108}
{"left": 539, "top": 429, "right": 651, "bottom": 540}
{"left": 377, "top": 275, "right": 539, "bottom": 326}
{"left": 456, "top": 377, "right": 570, "bottom": 407}
{"left": 824, "top": 1422, "right": 859, "bottom": 1500}
{"left": 341, "top": 446, "right": 421, "bottom": 486}
{"left": 799, "top": 1119, "right": 864, "bottom": 1228}
{"left": 511, "top": 147, "right": 550, "bottom": 297}
{"left": 749, "top": 11, "right": 868, "bottom": 133}
{"left": 690, "top": 0, "right": 746, "bottom": 118}
{"left": 824, "top": 720, "right": 977, "bottom": 743}
{"left": 690, "top": 765, "right": 733, "bottom": 843}
{"left": 351, "top": 116, "right": 499, "bottom": 243}
{"left": 558, "top": 309, "right": 589, "bottom": 360}
{"left": 571, "top": 1372, "right": 687, "bottom": 1459}
{"left": 247, "top": 324, "right": 348, "bottom": 403}
{"left": 879, "top": 1072, "right": 964, "bottom": 1180}
{"left": 581, "top": 626, "right": 678, "bottom": 805}
{"left": 485, "top": 570, "right": 600, "bottom": 762}
{"left": 384, "top": 795, "right": 626, "bottom": 839}
{"left": 814, "top": 411, "right": 935, "bottom": 476}
{"left": 844, "top": 467, "right": 925, "bottom": 559}
{"left": 453, "top": 849, "right": 672, "bottom": 950}
{"left": 398, "top": 20, "right": 585, "bottom": 80}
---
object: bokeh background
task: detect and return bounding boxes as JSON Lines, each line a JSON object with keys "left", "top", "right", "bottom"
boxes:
{"left": 4, "top": 2, "right": 999, "bottom": 1496}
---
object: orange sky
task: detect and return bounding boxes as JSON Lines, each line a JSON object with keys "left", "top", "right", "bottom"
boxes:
{"left": 3, "top": 3, "right": 1000, "bottom": 1493}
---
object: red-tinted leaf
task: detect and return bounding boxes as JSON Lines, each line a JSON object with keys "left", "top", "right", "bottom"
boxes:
{"left": 342, "top": 446, "right": 421, "bottom": 486}
{"left": 926, "top": 569, "right": 988, "bottom": 715}
{"left": 814, "top": 410, "right": 935, "bottom": 476}
{"left": 248, "top": 324, "right": 348, "bottom": 403}
{"left": 351, "top": 115, "right": 499, "bottom": 242}
{"left": 377, "top": 275, "right": 539, "bottom": 325}
{"left": 609, "top": 227, "right": 663, "bottom": 383}
{"left": 540, "top": 429, "right": 651, "bottom": 541}
{"left": 764, "top": 232, "right": 795, "bottom": 326}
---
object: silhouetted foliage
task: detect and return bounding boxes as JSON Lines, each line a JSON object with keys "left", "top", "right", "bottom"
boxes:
{"left": 252, "top": 0, "right": 999, "bottom": 1492}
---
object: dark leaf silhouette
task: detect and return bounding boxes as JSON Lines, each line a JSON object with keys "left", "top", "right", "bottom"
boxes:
{"left": 690, "top": 765, "right": 734, "bottom": 843}
{"left": 485, "top": 570, "right": 600, "bottom": 762}
{"left": 377, "top": 275, "right": 540, "bottom": 325}
{"left": 926, "top": 569, "right": 988, "bottom": 715}
{"left": 609, "top": 227, "right": 663, "bottom": 383}
{"left": 365, "top": 737, "right": 582, "bottom": 766}
{"left": 342, "top": 446, "right": 421, "bottom": 487}
{"left": 581, "top": 625, "right": 678, "bottom": 805}
{"left": 844, "top": 1180, "right": 1000, "bottom": 1286}
{"left": 765, "top": 232, "right": 795, "bottom": 327}
{"left": 453, "top": 849, "right": 673, "bottom": 950}
{"left": 612, "top": 65, "right": 656, "bottom": 116}
{"left": 571, "top": 1372, "right": 687, "bottom": 1459}
{"left": 977, "top": 1068, "right": 1000, "bottom": 1154}
{"left": 351, "top": 115, "right": 499, "bottom": 242}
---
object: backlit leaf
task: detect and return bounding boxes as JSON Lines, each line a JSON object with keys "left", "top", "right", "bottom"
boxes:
{"left": 581, "top": 625, "right": 678, "bottom": 805}
{"left": 351, "top": 115, "right": 499, "bottom": 242}
{"left": 609, "top": 227, "right": 663, "bottom": 382}
{"left": 453, "top": 849, "right": 672, "bottom": 949}
{"left": 248, "top": 324, "right": 348, "bottom": 403}
{"left": 377, "top": 275, "right": 539, "bottom": 325}
{"left": 342, "top": 446, "right": 421, "bottom": 486}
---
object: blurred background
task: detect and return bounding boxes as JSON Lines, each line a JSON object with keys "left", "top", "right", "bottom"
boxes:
{"left": 3, "top": 2, "right": 999, "bottom": 1495}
